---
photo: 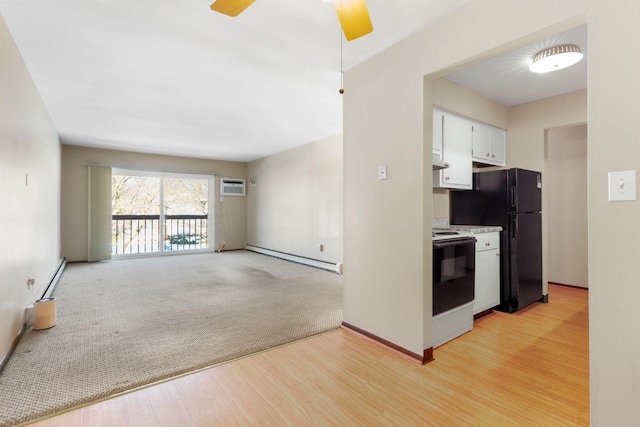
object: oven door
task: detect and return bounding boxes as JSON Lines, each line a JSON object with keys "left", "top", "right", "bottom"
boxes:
{"left": 433, "top": 237, "right": 476, "bottom": 316}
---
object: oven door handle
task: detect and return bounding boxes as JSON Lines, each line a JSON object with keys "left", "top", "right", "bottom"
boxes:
{"left": 433, "top": 238, "right": 476, "bottom": 248}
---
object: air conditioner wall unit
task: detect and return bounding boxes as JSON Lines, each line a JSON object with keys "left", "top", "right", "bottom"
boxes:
{"left": 220, "top": 177, "right": 246, "bottom": 196}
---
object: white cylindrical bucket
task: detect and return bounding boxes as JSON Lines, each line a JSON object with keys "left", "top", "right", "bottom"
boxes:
{"left": 34, "top": 297, "right": 56, "bottom": 330}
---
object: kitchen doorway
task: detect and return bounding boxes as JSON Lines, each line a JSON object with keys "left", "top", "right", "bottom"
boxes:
{"left": 545, "top": 124, "right": 588, "bottom": 288}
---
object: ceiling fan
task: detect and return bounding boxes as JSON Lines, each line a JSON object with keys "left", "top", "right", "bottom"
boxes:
{"left": 209, "top": 0, "right": 374, "bottom": 41}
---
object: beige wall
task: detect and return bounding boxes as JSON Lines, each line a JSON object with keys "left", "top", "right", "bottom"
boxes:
{"left": 434, "top": 78, "right": 509, "bottom": 129}
{"left": 346, "top": 0, "right": 640, "bottom": 422}
{"left": 344, "top": 0, "right": 588, "bottom": 357}
{"left": 546, "top": 124, "right": 588, "bottom": 288}
{"left": 246, "top": 135, "right": 343, "bottom": 264}
{"left": 508, "top": 90, "right": 587, "bottom": 295}
{"left": 345, "top": 45, "right": 427, "bottom": 355}
{"left": 588, "top": 2, "right": 640, "bottom": 423}
{"left": 61, "top": 145, "right": 246, "bottom": 261}
{"left": 0, "top": 16, "right": 61, "bottom": 363}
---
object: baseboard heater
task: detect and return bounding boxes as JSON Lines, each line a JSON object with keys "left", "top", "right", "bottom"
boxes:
{"left": 42, "top": 256, "right": 67, "bottom": 299}
{"left": 0, "top": 257, "right": 67, "bottom": 374}
{"left": 245, "top": 245, "right": 342, "bottom": 274}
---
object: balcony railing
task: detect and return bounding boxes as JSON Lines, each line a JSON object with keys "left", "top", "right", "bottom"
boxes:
{"left": 112, "top": 214, "right": 208, "bottom": 255}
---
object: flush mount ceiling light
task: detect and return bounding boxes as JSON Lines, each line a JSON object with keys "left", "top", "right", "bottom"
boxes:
{"left": 529, "top": 44, "right": 583, "bottom": 73}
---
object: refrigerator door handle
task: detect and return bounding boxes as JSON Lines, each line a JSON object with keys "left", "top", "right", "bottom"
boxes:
{"left": 511, "top": 186, "right": 517, "bottom": 209}
{"left": 512, "top": 216, "right": 518, "bottom": 240}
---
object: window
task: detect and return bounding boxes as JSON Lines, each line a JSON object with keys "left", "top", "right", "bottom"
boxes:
{"left": 111, "top": 169, "right": 213, "bottom": 256}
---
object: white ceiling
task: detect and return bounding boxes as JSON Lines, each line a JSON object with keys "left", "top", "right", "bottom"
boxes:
{"left": 0, "top": 2, "right": 586, "bottom": 162}
{"left": 446, "top": 24, "right": 587, "bottom": 107}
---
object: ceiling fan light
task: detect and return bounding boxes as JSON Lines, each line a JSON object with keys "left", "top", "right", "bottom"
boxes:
{"left": 529, "top": 44, "right": 583, "bottom": 73}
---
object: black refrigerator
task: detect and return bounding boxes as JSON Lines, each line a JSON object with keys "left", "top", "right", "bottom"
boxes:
{"left": 450, "top": 168, "right": 544, "bottom": 312}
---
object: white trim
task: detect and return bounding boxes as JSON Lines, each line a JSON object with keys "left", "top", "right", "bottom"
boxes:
{"left": 245, "top": 245, "right": 342, "bottom": 274}
{"left": 93, "top": 164, "right": 221, "bottom": 177}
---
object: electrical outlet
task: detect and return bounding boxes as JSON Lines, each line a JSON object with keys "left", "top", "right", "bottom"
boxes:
{"left": 24, "top": 306, "right": 34, "bottom": 326}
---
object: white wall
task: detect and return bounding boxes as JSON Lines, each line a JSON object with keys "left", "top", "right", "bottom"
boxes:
{"left": 546, "top": 124, "right": 588, "bottom": 288}
{"left": 246, "top": 135, "right": 343, "bottom": 264}
{"left": 61, "top": 145, "right": 247, "bottom": 262}
{"left": 0, "top": 15, "right": 61, "bottom": 363}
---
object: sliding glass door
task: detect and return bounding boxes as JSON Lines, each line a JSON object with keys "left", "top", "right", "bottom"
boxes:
{"left": 112, "top": 174, "right": 161, "bottom": 255}
{"left": 163, "top": 177, "right": 209, "bottom": 252}
{"left": 111, "top": 170, "right": 212, "bottom": 257}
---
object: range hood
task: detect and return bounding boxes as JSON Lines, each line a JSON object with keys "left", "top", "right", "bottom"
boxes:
{"left": 432, "top": 154, "right": 449, "bottom": 170}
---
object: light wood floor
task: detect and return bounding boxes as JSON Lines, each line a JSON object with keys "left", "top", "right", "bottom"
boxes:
{"left": 28, "top": 284, "right": 589, "bottom": 426}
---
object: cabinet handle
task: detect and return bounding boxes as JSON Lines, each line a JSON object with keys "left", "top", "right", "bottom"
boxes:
{"left": 492, "top": 154, "right": 495, "bottom": 158}
{"left": 445, "top": 176, "right": 450, "bottom": 181}
{"left": 486, "top": 153, "right": 490, "bottom": 157}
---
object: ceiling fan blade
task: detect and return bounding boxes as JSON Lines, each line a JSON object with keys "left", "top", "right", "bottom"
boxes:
{"left": 210, "top": 0, "right": 256, "bottom": 17}
{"left": 331, "top": 0, "right": 373, "bottom": 41}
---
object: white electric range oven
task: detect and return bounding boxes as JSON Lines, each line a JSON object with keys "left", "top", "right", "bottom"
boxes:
{"left": 432, "top": 229, "right": 476, "bottom": 347}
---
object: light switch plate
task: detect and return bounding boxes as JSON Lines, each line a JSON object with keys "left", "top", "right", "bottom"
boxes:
{"left": 378, "top": 164, "right": 387, "bottom": 180}
{"left": 608, "top": 170, "right": 637, "bottom": 201}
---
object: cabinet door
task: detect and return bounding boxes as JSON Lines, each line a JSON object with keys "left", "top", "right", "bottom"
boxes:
{"left": 433, "top": 110, "right": 444, "bottom": 158}
{"left": 489, "top": 127, "right": 505, "bottom": 165}
{"left": 472, "top": 122, "right": 491, "bottom": 163}
{"left": 472, "top": 123, "right": 506, "bottom": 166}
{"left": 474, "top": 233, "right": 501, "bottom": 314}
{"left": 438, "top": 113, "right": 472, "bottom": 189}
{"left": 474, "top": 247, "right": 501, "bottom": 314}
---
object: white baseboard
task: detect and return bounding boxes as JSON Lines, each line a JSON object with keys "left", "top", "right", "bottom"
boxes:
{"left": 245, "top": 245, "right": 342, "bottom": 274}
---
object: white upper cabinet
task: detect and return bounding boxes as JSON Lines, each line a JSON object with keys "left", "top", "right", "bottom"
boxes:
{"left": 472, "top": 122, "right": 506, "bottom": 166}
{"left": 433, "top": 110, "right": 473, "bottom": 190}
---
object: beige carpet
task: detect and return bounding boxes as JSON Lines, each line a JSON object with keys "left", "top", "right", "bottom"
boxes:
{"left": 0, "top": 251, "right": 343, "bottom": 427}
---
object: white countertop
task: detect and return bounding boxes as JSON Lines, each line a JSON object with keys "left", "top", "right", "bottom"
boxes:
{"left": 449, "top": 225, "right": 503, "bottom": 233}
